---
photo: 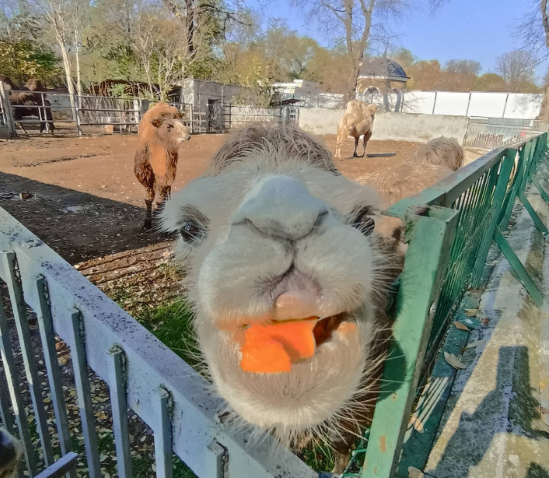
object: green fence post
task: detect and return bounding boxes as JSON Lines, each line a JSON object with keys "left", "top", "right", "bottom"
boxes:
{"left": 494, "top": 229, "right": 544, "bottom": 306}
{"left": 361, "top": 206, "right": 459, "bottom": 478}
{"left": 500, "top": 142, "right": 530, "bottom": 230}
{"left": 470, "top": 149, "right": 517, "bottom": 287}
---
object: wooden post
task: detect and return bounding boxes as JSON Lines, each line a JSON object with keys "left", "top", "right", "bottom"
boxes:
{"left": 0, "top": 81, "right": 16, "bottom": 136}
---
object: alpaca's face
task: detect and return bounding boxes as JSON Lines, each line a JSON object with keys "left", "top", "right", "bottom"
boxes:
{"left": 161, "top": 146, "right": 386, "bottom": 443}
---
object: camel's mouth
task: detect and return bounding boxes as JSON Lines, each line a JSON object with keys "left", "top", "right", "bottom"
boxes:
{"left": 313, "top": 313, "right": 350, "bottom": 347}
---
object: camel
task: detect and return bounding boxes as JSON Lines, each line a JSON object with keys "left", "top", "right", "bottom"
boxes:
{"left": 134, "top": 102, "right": 191, "bottom": 230}
{"left": 0, "top": 75, "right": 54, "bottom": 134}
{"left": 335, "top": 100, "right": 378, "bottom": 159}
{"left": 0, "top": 428, "right": 21, "bottom": 478}
{"left": 160, "top": 124, "right": 405, "bottom": 473}
{"left": 359, "top": 136, "right": 465, "bottom": 237}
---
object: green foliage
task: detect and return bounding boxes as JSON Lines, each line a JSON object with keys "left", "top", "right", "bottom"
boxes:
{"left": 0, "top": 36, "right": 61, "bottom": 85}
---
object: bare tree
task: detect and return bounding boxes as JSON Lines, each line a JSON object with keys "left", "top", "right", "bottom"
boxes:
{"left": 29, "top": 0, "right": 88, "bottom": 97}
{"left": 495, "top": 50, "right": 537, "bottom": 92}
{"left": 295, "top": 0, "right": 406, "bottom": 101}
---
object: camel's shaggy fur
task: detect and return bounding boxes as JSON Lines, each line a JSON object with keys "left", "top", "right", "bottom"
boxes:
{"left": 359, "top": 136, "right": 464, "bottom": 236}
{"left": 160, "top": 124, "right": 404, "bottom": 473}
{"left": 0, "top": 75, "right": 54, "bottom": 133}
{"left": 410, "top": 136, "right": 464, "bottom": 171}
{"left": 134, "top": 101, "right": 191, "bottom": 229}
{"left": 335, "top": 100, "right": 378, "bottom": 159}
{"left": 0, "top": 427, "right": 21, "bottom": 478}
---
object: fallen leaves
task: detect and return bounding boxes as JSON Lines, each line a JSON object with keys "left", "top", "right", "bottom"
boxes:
{"left": 453, "top": 321, "right": 470, "bottom": 331}
{"left": 466, "top": 339, "right": 486, "bottom": 349}
{"left": 408, "top": 466, "right": 425, "bottom": 478}
{"left": 444, "top": 352, "right": 467, "bottom": 370}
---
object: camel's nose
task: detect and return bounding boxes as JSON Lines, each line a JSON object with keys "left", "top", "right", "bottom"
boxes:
{"left": 234, "top": 175, "right": 328, "bottom": 241}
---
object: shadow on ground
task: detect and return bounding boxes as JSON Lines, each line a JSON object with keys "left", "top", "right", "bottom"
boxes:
{"left": 429, "top": 346, "right": 549, "bottom": 477}
{"left": 0, "top": 171, "right": 172, "bottom": 264}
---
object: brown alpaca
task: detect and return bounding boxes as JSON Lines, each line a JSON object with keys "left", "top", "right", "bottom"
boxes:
{"left": 0, "top": 75, "right": 54, "bottom": 133}
{"left": 359, "top": 136, "right": 465, "bottom": 236}
{"left": 134, "top": 102, "right": 191, "bottom": 229}
{"left": 335, "top": 100, "right": 378, "bottom": 159}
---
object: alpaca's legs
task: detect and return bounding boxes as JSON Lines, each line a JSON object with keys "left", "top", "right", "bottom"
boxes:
{"left": 143, "top": 187, "right": 155, "bottom": 230}
{"left": 353, "top": 136, "right": 359, "bottom": 157}
{"left": 362, "top": 132, "right": 372, "bottom": 158}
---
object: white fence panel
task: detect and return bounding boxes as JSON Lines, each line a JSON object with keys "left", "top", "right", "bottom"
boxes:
{"left": 504, "top": 93, "right": 543, "bottom": 119}
{"left": 468, "top": 92, "right": 507, "bottom": 118}
{"left": 433, "top": 92, "right": 470, "bottom": 116}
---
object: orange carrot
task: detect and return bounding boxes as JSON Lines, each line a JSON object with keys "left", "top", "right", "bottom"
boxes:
{"left": 240, "top": 318, "right": 318, "bottom": 373}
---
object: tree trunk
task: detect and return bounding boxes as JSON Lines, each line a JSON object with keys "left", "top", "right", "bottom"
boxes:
{"left": 538, "top": 83, "right": 549, "bottom": 123}
{"left": 75, "top": 39, "right": 82, "bottom": 98}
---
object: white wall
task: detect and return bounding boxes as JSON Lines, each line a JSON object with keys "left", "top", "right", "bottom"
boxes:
{"left": 400, "top": 91, "right": 542, "bottom": 120}
{"left": 298, "top": 108, "right": 469, "bottom": 144}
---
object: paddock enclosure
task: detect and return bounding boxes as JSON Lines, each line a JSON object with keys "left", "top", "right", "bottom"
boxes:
{"left": 0, "top": 100, "right": 548, "bottom": 478}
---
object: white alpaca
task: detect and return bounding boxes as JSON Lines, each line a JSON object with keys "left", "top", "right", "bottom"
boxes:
{"left": 161, "top": 125, "right": 404, "bottom": 473}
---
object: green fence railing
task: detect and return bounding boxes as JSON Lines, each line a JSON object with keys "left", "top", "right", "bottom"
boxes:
{"left": 342, "top": 132, "right": 549, "bottom": 478}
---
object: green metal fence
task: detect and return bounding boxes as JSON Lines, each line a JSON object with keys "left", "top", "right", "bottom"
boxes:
{"left": 344, "top": 132, "right": 549, "bottom": 477}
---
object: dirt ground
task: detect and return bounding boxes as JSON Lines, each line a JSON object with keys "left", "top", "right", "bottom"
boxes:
{"left": 0, "top": 132, "right": 422, "bottom": 264}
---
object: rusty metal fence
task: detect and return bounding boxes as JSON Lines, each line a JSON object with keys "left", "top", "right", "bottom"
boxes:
{"left": 0, "top": 85, "right": 297, "bottom": 137}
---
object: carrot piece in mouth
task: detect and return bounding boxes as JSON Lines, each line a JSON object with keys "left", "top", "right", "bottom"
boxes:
{"left": 240, "top": 318, "right": 318, "bottom": 373}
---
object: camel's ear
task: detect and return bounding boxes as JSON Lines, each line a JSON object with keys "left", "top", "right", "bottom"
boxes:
{"left": 369, "top": 104, "right": 378, "bottom": 115}
{"left": 151, "top": 117, "right": 163, "bottom": 128}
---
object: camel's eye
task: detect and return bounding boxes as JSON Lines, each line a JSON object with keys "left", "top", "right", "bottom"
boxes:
{"left": 166, "top": 124, "right": 173, "bottom": 130}
{"left": 180, "top": 219, "right": 203, "bottom": 243}
{"left": 350, "top": 208, "right": 375, "bottom": 236}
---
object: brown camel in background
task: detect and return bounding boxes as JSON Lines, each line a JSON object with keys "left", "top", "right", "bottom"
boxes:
{"left": 134, "top": 102, "right": 191, "bottom": 229}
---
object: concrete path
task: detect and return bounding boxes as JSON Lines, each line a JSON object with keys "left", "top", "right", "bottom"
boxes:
{"left": 424, "top": 189, "right": 549, "bottom": 478}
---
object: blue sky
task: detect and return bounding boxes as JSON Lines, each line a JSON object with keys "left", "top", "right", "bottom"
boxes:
{"left": 250, "top": 0, "right": 547, "bottom": 79}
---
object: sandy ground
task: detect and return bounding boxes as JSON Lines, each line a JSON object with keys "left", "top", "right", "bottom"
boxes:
{"left": 0, "top": 133, "right": 423, "bottom": 263}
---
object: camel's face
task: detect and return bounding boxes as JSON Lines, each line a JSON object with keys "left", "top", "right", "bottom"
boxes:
{"left": 152, "top": 114, "right": 191, "bottom": 145}
{"left": 161, "top": 139, "right": 386, "bottom": 443}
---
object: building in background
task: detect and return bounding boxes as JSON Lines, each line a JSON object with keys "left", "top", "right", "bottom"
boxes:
{"left": 357, "top": 57, "right": 410, "bottom": 95}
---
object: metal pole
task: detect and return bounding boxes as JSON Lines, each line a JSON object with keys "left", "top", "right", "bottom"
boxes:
{"left": 502, "top": 93, "right": 510, "bottom": 118}
{"left": 0, "top": 81, "right": 16, "bottom": 136}
{"left": 465, "top": 92, "right": 472, "bottom": 117}
{"left": 41, "top": 92, "right": 50, "bottom": 133}
{"left": 73, "top": 94, "right": 82, "bottom": 135}
{"left": 432, "top": 91, "right": 437, "bottom": 115}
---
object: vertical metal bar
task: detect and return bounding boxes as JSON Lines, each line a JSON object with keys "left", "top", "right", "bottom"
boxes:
{"left": 0, "top": 81, "right": 16, "bottom": 136}
{"left": 154, "top": 388, "right": 173, "bottom": 478}
{"left": 361, "top": 206, "right": 460, "bottom": 478}
{"left": 0, "top": 288, "right": 37, "bottom": 474}
{"left": 465, "top": 92, "right": 472, "bottom": 117}
{"left": 41, "top": 93, "right": 50, "bottom": 134}
{"left": 494, "top": 229, "right": 544, "bottom": 306}
{"left": 108, "top": 346, "right": 132, "bottom": 478}
{"left": 2, "top": 252, "right": 55, "bottom": 466}
{"left": 0, "top": 366, "right": 14, "bottom": 433}
{"left": 502, "top": 93, "right": 509, "bottom": 118}
{"left": 73, "top": 95, "right": 82, "bottom": 135}
{"left": 34, "top": 277, "right": 76, "bottom": 477}
{"left": 471, "top": 149, "right": 516, "bottom": 286}
{"left": 432, "top": 91, "right": 437, "bottom": 115}
{"left": 68, "top": 311, "right": 101, "bottom": 478}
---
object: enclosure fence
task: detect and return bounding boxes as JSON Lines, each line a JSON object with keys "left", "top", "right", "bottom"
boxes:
{"left": 0, "top": 132, "right": 548, "bottom": 477}
{"left": 463, "top": 116, "right": 549, "bottom": 150}
{"left": 0, "top": 86, "right": 298, "bottom": 137}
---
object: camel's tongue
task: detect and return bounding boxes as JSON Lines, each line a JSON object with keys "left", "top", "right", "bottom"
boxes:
{"left": 275, "top": 290, "right": 340, "bottom": 321}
